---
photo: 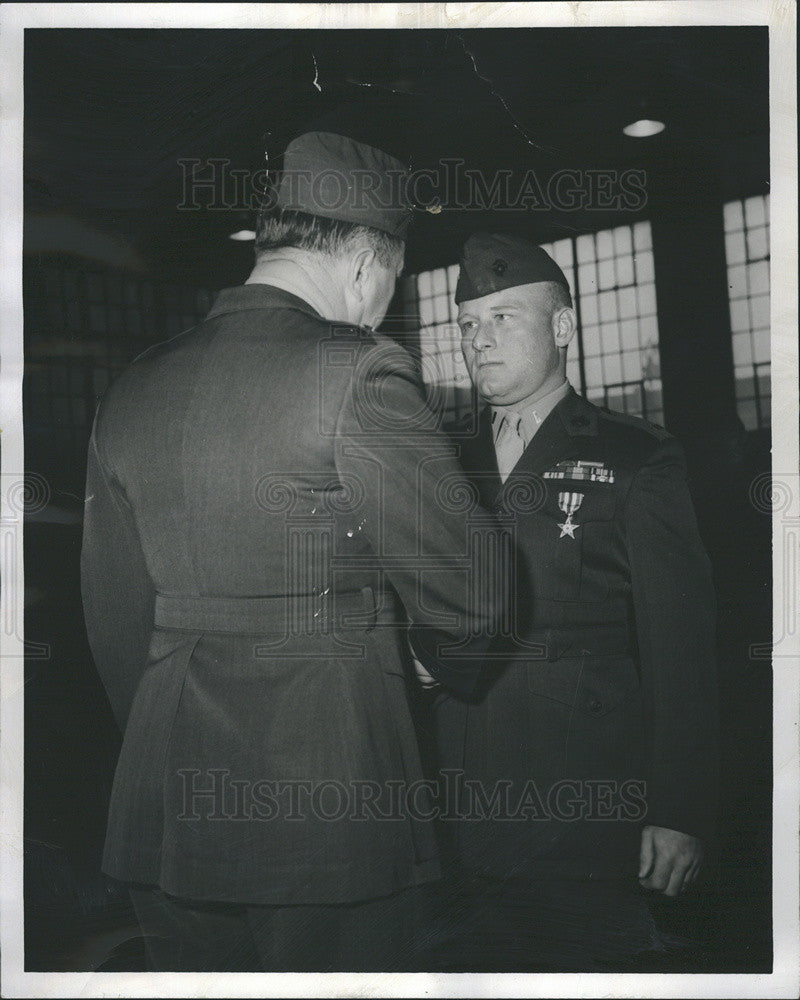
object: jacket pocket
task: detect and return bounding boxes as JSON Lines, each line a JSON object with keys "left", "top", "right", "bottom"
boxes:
{"left": 534, "top": 485, "right": 617, "bottom": 602}
{"left": 526, "top": 654, "right": 639, "bottom": 718}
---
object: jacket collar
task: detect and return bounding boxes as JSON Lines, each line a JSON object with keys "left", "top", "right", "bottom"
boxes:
{"left": 206, "top": 283, "right": 324, "bottom": 321}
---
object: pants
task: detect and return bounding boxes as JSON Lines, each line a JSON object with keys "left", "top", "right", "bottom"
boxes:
{"left": 427, "top": 867, "right": 684, "bottom": 972}
{"left": 128, "top": 882, "right": 435, "bottom": 972}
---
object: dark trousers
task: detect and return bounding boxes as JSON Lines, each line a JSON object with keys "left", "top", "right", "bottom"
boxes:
{"left": 428, "top": 867, "right": 683, "bottom": 972}
{"left": 128, "top": 883, "right": 435, "bottom": 972}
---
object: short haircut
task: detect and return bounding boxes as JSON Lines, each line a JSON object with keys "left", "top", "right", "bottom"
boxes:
{"left": 544, "top": 279, "right": 573, "bottom": 312}
{"left": 255, "top": 206, "right": 404, "bottom": 270}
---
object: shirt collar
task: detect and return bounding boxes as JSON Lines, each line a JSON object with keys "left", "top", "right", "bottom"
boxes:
{"left": 492, "top": 379, "right": 571, "bottom": 446}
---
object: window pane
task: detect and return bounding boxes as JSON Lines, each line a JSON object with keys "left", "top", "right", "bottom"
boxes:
{"left": 600, "top": 322, "right": 620, "bottom": 354}
{"left": 596, "top": 230, "right": 614, "bottom": 259}
{"left": 635, "top": 249, "right": 655, "bottom": 284}
{"left": 620, "top": 319, "right": 639, "bottom": 351}
{"left": 419, "top": 298, "right": 436, "bottom": 325}
{"left": 724, "top": 200, "right": 744, "bottom": 231}
{"left": 581, "top": 294, "right": 599, "bottom": 325}
{"left": 434, "top": 295, "right": 450, "bottom": 323}
{"left": 732, "top": 331, "right": 753, "bottom": 365}
{"left": 640, "top": 314, "right": 658, "bottom": 346}
{"left": 618, "top": 286, "right": 638, "bottom": 320}
{"left": 584, "top": 357, "right": 603, "bottom": 388}
{"left": 734, "top": 368, "right": 755, "bottom": 401}
{"left": 746, "top": 226, "right": 768, "bottom": 261}
{"left": 597, "top": 258, "right": 615, "bottom": 290}
{"left": 603, "top": 354, "right": 622, "bottom": 384}
{"left": 725, "top": 231, "right": 746, "bottom": 265}
{"left": 431, "top": 268, "right": 447, "bottom": 296}
{"left": 616, "top": 254, "right": 635, "bottom": 287}
{"left": 744, "top": 195, "right": 766, "bottom": 228}
{"left": 622, "top": 350, "right": 641, "bottom": 381}
{"left": 749, "top": 260, "right": 769, "bottom": 296}
{"left": 633, "top": 221, "right": 652, "bottom": 251}
{"left": 753, "top": 328, "right": 770, "bottom": 364}
{"left": 599, "top": 290, "right": 617, "bottom": 322}
{"left": 581, "top": 324, "right": 601, "bottom": 357}
{"left": 614, "top": 227, "right": 633, "bottom": 256}
{"left": 729, "top": 298, "right": 750, "bottom": 332}
{"left": 578, "top": 262, "right": 598, "bottom": 294}
{"left": 638, "top": 283, "right": 657, "bottom": 316}
{"left": 576, "top": 233, "right": 595, "bottom": 263}
{"left": 728, "top": 264, "right": 747, "bottom": 299}
{"left": 750, "top": 294, "right": 769, "bottom": 329}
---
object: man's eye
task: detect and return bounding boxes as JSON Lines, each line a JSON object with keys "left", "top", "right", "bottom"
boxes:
{"left": 460, "top": 322, "right": 476, "bottom": 333}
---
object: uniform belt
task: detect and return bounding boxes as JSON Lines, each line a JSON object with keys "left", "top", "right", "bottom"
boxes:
{"left": 154, "top": 587, "right": 399, "bottom": 635}
{"left": 521, "top": 624, "right": 632, "bottom": 662}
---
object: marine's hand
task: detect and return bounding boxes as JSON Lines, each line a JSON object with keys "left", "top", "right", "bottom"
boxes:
{"left": 638, "top": 825, "right": 704, "bottom": 897}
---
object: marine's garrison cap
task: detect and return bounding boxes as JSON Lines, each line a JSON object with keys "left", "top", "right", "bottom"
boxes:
{"left": 455, "top": 232, "right": 570, "bottom": 304}
{"left": 275, "top": 131, "right": 412, "bottom": 238}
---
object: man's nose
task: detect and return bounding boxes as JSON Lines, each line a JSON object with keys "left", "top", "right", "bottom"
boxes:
{"left": 472, "top": 323, "right": 495, "bottom": 352}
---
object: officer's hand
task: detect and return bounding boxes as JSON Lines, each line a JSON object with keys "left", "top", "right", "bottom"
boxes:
{"left": 412, "top": 658, "right": 440, "bottom": 689}
{"left": 638, "top": 825, "right": 704, "bottom": 897}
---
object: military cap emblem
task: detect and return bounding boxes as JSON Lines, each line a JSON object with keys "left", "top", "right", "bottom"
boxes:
{"left": 492, "top": 258, "right": 507, "bottom": 276}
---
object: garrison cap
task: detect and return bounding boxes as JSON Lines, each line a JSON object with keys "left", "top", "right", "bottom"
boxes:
{"left": 455, "top": 232, "right": 571, "bottom": 304}
{"left": 275, "top": 131, "right": 412, "bottom": 238}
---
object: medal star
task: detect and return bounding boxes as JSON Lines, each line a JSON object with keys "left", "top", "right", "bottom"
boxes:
{"left": 558, "top": 518, "right": 579, "bottom": 539}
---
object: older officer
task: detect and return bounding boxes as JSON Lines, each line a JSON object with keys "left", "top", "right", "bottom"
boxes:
{"left": 81, "top": 133, "right": 504, "bottom": 971}
{"left": 433, "top": 232, "right": 719, "bottom": 971}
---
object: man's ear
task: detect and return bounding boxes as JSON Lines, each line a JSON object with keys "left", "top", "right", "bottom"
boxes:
{"left": 348, "top": 246, "right": 377, "bottom": 302}
{"left": 553, "top": 306, "right": 578, "bottom": 349}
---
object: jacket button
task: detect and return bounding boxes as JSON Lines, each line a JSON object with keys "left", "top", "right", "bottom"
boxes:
{"left": 588, "top": 697, "right": 602, "bottom": 713}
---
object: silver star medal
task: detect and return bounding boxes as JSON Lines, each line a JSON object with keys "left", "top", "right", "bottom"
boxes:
{"left": 557, "top": 491, "right": 584, "bottom": 539}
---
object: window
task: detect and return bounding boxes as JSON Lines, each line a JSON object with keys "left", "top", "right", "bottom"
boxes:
{"left": 566, "top": 221, "right": 663, "bottom": 427}
{"left": 406, "top": 220, "right": 663, "bottom": 427}
{"left": 401, "top": 262, "right": 472, "bottom": 425}
{"left": 23, "top": 261, "right": 216, "bottom": 491}
{"left": 724, "top": 195, "right": 770, "bottom": 430}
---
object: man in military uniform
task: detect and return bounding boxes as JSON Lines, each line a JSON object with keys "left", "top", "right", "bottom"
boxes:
{"left": 80, "top": 133, "right": 505, "bottom": 971}
{"left": 433, "top": 232, "right": 719, "bottom": 970}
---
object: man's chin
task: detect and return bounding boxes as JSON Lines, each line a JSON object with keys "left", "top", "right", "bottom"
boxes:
{"left": 476, "top": 375, "right": 506, "bottom": 400}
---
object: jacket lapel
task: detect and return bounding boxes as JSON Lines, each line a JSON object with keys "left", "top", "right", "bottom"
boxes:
{"left": 455, "top": 407, "right": 503, "bottom": 509}
{"left": 498, "top": 388, "right": 599, "bottom": 504}
{"left": 454, "top": 388, "right": 600, "bottom": 510}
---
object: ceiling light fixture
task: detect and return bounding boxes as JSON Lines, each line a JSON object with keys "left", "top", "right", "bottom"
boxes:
{"left": 622, "top": 118, "right": 666, "bottom": 138}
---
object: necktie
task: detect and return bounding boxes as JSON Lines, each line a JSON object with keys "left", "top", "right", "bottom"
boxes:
{"left": 494, "top": 411, "right": 525, "bottom": 482}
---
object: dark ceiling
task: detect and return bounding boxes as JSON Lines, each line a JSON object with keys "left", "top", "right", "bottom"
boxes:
{"left": 24, "top": 27, "right": 769, "bottom": 287}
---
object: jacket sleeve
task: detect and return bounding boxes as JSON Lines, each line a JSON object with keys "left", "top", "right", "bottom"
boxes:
{"left": 624, "top": 435, "right": 719, "bottom": 842}
{"left": 81, "top": 422, "right": 156, "bottom": 731}
{"left": 334, "top": 338, "right": 508, "bottom": 697}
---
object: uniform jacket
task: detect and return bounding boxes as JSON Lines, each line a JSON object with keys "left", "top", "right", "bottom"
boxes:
{"left": 434, "top": 387, "right": 719, "bottom": 880}
{"left": 81, "top": 283, "right": 502, "bottom": 906}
